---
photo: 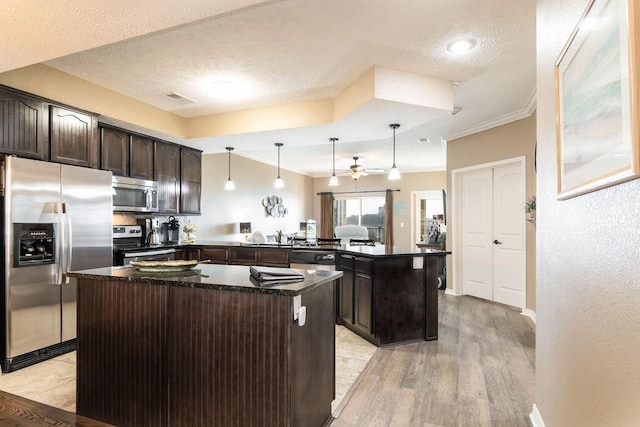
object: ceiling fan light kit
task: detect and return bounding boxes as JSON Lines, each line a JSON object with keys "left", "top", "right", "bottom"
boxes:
{"left": 224, "top": 146, "right": 235, "bottom": 191}
{"left": 388, "top": 123, "right": 401, "bottom": 181}
{"left": 274, "top": 142, "right": 284, "bottom": 188}
{"left": 328, "top": 137, "right": 339, "bottom": 187}
{"left": 348, "top": 157, "right": 368, "bottom": 180}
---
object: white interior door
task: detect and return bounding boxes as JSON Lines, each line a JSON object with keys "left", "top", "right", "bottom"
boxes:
{"left": 461, "top": 169, "right": 493, "bottom": 300}
{"left": 460, "top": 162, "right": 525, "bottom": 307}
{"left": 492, "top": 164, "right": 525, "bottom": 307}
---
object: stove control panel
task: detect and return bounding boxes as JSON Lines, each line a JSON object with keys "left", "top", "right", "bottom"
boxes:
{"left": 113, "top": 225, "right": 143, "bottom": 239}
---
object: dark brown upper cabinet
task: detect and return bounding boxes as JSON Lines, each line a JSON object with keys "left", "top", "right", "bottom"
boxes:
{"left": 100, "top": 127, "right": 129, "bottom": 176}
{"left": 155, "top": 141, "right": 180, "bottom": 214}
{"left": 180, "top": 148, "right": 201, "bottom": 215}
{"left": 0, "top": 88, "right": 49, "bottom": 160}
{"left": 129, "top": 135, "right": 154, "bottom": 180}
{"left": 50, "top": 106, "right": 99, "bottom": 168}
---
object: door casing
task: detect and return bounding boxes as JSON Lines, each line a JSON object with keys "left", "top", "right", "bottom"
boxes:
{"left": 451, "top": 156, "right": 527, "bottom": 311}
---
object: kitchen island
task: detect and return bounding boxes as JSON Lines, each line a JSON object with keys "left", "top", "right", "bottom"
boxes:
{"left": 68, "top": 264, "right": 341, "bottom": 427}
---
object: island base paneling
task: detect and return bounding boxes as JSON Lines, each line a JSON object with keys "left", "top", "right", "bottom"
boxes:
{"left": 75, "top": 269, "right": 336, "bottom": 427}
{"left": 168, "top": 288, "right": 292, "bottom": 426}
{"left": 77, "top": 279, "right": 168, "bottom": 427}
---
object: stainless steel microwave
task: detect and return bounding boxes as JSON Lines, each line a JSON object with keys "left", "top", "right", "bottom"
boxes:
{"left": 112, "top": 176, "right": 159, "bottom": 213}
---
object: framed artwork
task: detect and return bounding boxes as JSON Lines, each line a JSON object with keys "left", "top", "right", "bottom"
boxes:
{"left": 555, "top": 0, "right": 639, "bottom": 199}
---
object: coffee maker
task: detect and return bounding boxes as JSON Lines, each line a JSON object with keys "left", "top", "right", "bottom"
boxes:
{"left": 162, "top": 216, "right": 180, "bottom": 245}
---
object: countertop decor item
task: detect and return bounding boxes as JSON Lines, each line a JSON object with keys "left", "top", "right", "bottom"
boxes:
{"left": 130, "top": 259, "right": 198, "bottom": 272}
{"left": 183, "top": 222, "right": 197, "bottom": 243}
{"left": 555, "top": 0, "right": 640, "bottom": 199}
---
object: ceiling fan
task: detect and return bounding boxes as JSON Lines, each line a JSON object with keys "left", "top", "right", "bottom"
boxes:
{"left": 341, "top": 157, "right": 384, "bottom": 180}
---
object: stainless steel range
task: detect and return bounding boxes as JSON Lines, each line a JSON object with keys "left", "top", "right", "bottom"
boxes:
{"left": 112, "top": 225, "right": 175, "bottom": 266}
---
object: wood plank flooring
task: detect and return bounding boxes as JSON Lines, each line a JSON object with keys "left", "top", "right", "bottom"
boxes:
{"left": 0, "top": 391, "right": 112, "bottom": 426}
{"left": 331, "top": 293, "right": 536, "bottom": 426}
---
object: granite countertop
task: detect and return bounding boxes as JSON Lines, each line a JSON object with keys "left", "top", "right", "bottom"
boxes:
{"left": 68, "top": 263, "right": 343, "bottom": 296}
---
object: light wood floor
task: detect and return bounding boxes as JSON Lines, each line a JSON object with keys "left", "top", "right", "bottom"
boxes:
{"left": 331, "top": 292, "right": 536, "bottom": 427}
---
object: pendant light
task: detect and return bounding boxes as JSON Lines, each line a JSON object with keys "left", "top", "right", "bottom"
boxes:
{"left": 224, "top": 147, "right": 235, "bottom": 190}
{"left": 388, "top": 123, "right": 401, "bottom": 180}
{"left": 274, "top": 142, "right": 284, "bottom": 188}
{"left": 328, "top": 137, "right": 339, "bottom": 187}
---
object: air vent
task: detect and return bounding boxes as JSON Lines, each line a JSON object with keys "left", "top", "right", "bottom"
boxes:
{"left": 165, "top": 92, "right": 196, "bottom": 104}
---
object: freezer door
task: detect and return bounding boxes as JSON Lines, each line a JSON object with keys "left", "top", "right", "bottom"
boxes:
{"left": 61, "top": 165, "right": 112, "bottom": 341}
{"left": 4, "top": 157, "right": 62, "bottom": 358}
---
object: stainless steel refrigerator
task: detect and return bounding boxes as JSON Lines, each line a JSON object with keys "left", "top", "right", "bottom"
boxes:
{"left": 1, "top": 156, "right": 112, "bottom": 372}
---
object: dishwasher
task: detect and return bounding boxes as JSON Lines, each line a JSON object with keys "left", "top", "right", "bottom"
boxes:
{"left": 289, "top": 250, "right": 336, "bottom": 271}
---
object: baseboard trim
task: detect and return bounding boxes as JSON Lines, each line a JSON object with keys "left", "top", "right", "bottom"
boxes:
{"left": 522, "top": 309, "right": 537, "bottom": 323}
{"left": 530, "top": 404, "right": 546, "bottom": 427}
{"left": 444, "top": 288, "right": 460, "bottom": 296}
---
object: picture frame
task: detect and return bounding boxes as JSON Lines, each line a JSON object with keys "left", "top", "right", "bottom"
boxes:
{"left": 555, "top": 0, "right": 639, "bottom": 199}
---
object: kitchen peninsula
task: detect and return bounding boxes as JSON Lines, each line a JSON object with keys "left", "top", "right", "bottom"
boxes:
{"left": 172, "top": 242, "right": 447, "bottom": 346}
{"left": 69, "top": 264, "right": 341, "bottom": 427}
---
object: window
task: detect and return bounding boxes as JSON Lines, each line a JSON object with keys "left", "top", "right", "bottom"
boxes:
{"left": 334, "top": 196, "right": 385, "bottom": 242}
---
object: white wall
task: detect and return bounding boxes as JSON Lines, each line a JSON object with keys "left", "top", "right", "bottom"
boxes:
{"left": 536, "top": 1, "right": 640, "bottom": 425}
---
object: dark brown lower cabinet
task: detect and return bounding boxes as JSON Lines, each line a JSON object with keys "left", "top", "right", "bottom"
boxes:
{"left": 76, "top": 277, "right": 335, "bottom": 427}
{"left": 336, "top": 252, "right": 442, "bottom": 346}
{"left": 354, "top": 272, "right": 373, "bottom": 335}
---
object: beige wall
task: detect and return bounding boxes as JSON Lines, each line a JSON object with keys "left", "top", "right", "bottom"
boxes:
{"left": 536, "top": 1, "right": 640, "bottom": 425}
{"left": 447, "top": 114, "right": 537, "bottom": 311}
{"left": 182, "top": 153, "right": 314, "bottom": 242}
{"left": 313, "top": 171, "right": 447, "bottom": 248}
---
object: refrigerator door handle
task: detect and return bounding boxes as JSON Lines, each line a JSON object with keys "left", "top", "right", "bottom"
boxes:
{"left": 62, "top": 202, "right": 73, "bottom": 284}
{"left": 54, "top": 202, "right": 64, "bottom": 286}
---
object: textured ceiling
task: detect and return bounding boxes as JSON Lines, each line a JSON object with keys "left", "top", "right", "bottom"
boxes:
{"left": 5, "top": 0, "right": 536, "bottom": 177}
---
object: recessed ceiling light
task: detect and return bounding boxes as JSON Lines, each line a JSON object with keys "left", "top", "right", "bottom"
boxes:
{"left": 208, "top": 79, "right": 250, "bottom": 100}
{"left": 446, "top": 38, "right": 476, "bottom": 54}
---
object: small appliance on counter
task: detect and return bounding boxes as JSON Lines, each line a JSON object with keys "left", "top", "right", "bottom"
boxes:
{"left": 298, "top": 219, "right": 317, "bottom": 245}
{"left": 162, "top": 216, "right": 180, "bottom": 245}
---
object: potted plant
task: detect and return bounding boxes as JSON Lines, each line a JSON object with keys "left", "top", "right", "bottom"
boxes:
{"left": 525, "top": 195, "right": 536, "bottom": 220}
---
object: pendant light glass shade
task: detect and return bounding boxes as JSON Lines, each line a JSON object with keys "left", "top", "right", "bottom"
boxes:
{"left": 328, "top": 137, "right": 339, "bottom": 187}
{"left": 224, "top": 147, "right": 235, "bottom": 190}
{"left": 274, "top": 143, "right": 284, "bottom": 188}
{"left": 388, "top": 123, "right": 401, "bottom": 180}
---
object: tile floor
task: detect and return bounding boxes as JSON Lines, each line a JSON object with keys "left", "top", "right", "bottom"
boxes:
{"left": 0, "top": 325, "right": 377, "bottom": 417}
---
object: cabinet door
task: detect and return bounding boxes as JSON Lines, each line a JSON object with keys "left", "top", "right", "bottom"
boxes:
{"left": 339, "top": 269, "right": 354, "bottom": 323}
{"left": 50, "top": 106, "right": 99, "bottom": 168}
{"left": 130, "top": 135, "right": 154, "bottom": 180}
{"left": 180, "top": 148, "right": 201, "bottom": 214}
{"left": 202, "top": 247, "right": 229, "bottom": 264}
{"left": 100, "top": 127, "right": 129, "bottom": 176}
{"left": 354, "top": 273, "right": 373, "bottom": 334}
{"left": 173, "top": 249, "right": 186, "bottom": 260}
{"left": 155, "top": 141, "right": 180, "bottom": 214}
{"left": 229, "top": 247, "right": 258, "bottom": 265}
{"left": 0, "top": 89, "right": 49, "bottom": 160}
{"left": 258, "top": 249, "right": 289, "bottom": 267}
{"left": 186, "top": 248, "right": 202, "bottom": 261}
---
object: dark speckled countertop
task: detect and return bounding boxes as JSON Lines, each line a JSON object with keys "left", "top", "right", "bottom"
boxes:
{"left": 68, "top": 263, "right": 343, "bottom": 296}
{"left": 161, "top": 241, "right": 449, "bottom": 256}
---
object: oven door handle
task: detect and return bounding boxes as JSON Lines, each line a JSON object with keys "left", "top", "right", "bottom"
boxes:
{"left": 123, "top": 249, "right": 176, "bottom": 257}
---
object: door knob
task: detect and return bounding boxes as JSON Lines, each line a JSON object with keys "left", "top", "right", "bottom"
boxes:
{"left": 493, "top": 239, "right": 502, "bottom": 245}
